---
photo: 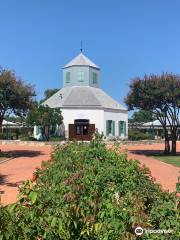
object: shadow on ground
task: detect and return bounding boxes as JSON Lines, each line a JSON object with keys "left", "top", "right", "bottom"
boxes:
{"left": 4, "top": 181, "right": 23, "bottom": 187}
{"left": 129, "top": 149, "right": 180, "bottom": 156}
{"left": 2, "top": 150, "right": 43, "bottom": 158}
{"left": 0, "top": 174, "right": 23, "bottom": 187}
{"left": 0, "top": 174, "right": 8, "bottom": 185}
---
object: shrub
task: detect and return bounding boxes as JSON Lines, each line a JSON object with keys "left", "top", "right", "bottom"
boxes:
{"left": 0, "top": 136, "right": 178, "bottom": 239}
{"left": 0, "top": 132, "right": 5, "bottom": 140}
{"left": 19, "top": 135, "right": 36, "bottom": 141}
{"left": 128, "top": 130, "right": 154, "bottom": 141}
{"left": 48, "top": 135, "right": 65, "bottom": 141}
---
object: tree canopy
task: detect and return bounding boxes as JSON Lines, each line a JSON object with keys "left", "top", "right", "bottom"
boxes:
{"left": 26, "top": 104, "right": 63, "bottom": 140}
{"left": 27, "top": 87, "right": 63, "bottom": 140}
{"left": 125, "top": 73, "right": 180, "bottom": 154}
{"left": 0, "top": 66, "right": 35, "bottom": 125}
{"left": 129, "top": 110, "right": 155, "bottom": 123}
{"left": 40, "top": 88, "right": 59, "bottom": 104}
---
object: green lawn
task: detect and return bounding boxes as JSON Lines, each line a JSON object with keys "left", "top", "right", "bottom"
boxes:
{"left": 0, "top": 156, "right": 8, "bottom": 162}
{"left": 151, "top": 154, "right": 180, "bottom": 167}
{"left": 0, "top": 152, "right": 9, "bottom": 162}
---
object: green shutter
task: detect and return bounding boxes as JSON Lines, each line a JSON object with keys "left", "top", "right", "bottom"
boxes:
{"left": 78, "top": 71, "right": 84, "bottom": 82}
{"left": 112, "top": 121, "right": 115, "bottom": 136}
{"left": 121, "top": 121, "right": 123, "bottom": 135}
{"left": 118, "top": 121, "right": 121, "bottom": 136}
{"left": 93, "top": 72, "right": 97, "bottom": 84}
{"left": 124, "top": 122, "right": 126, "bottom": 136}
{"left": 106, "top": 120, "right": 109, "bottom": 136}
{"left": 66, "top": 72, "right": 70, "bottom": 83}
{"left": 119, "top": 121, "right": 125, "bottom": 136}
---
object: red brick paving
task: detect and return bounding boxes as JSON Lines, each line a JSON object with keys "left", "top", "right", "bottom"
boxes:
{"left": 0, "top": 144, "right": 52, "bottom": 205}
{"left": 127, "top": 141, "right": 180, "bottom": 192}
{"left": 0, "top": 142, "right": 179, "bottom": 205}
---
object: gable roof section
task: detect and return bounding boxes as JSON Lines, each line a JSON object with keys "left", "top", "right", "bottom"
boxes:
{"left": 43, "top": 86, "right": 127, "bottom": 111}
{"left": 63, "top": 53, "right": 100, "bottom": 69}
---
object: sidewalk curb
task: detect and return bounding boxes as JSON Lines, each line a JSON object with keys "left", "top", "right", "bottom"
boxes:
{"left": 0, "top": 157, "right": 16, "bottom": 165}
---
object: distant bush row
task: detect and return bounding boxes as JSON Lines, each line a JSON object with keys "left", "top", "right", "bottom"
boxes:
{"left": 128, "top": 130, "right": 154, "bottom": 141}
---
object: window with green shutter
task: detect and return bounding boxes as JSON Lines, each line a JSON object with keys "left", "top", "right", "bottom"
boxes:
{"left": 123, "top": 122, "right": 126, "bottom": 136}
{"left": 92, "top": 72, "right": 97, "bottom": 84}
{"left": 106, "top": 120, "right": 109, "bottom": 135}
{"left": 106, "top": 120, "right": 115, "bottom": 136}
{"left": 119, "top": 121, "right": 126, "bottom": 136}
{"left": 106, "top": 120, "right": 111, "bottom": 136}
{"left": 66, "top": 72, "right": 70, "bottom": 83}
{"left": 78, "top": 71, "right": 85, "bottom": 82}
{"left": 112, "top": 121, "right": 115, "bottom": 136}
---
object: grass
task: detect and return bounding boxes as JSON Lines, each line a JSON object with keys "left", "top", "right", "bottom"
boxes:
{"left": 151, "top": 154, "right": 180, "bottom": 167}
{"left": 0, "top": 156, "right": 8, "bottom": 162}
{"left": 0, "top": 152, "right": 9, "bottom": 162}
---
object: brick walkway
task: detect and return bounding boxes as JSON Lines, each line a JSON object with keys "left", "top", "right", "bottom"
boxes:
{"left": 127, "top": 142, "right": 180, "bottom": 192}
{"left": 0, "top": 142, "right": 179, "bottom": 205}
{"left": 0, "top": 144, "right": 52, "bottom": 205}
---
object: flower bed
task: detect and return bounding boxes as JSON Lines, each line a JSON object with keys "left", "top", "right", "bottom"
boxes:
{"left": 0, "top": 136, "right": 179, "bottom": 239}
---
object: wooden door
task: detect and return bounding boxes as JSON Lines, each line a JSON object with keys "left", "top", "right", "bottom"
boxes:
{"left": 69, "top": 124, "right": 95, "bottom": 141}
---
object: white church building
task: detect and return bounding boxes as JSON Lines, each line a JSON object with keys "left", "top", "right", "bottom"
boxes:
{"left": 42, "top": 52, "right": 128, "bottom": 140}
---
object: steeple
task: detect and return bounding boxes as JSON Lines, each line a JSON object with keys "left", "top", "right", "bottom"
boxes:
{"left": 63, "top": 53, "right": 100, "bottom": 88}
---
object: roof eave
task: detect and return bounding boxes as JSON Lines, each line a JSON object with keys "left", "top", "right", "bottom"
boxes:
{"left": 62, "top": 65, "right": 100, "bottom": 70}
{"left": 60, "top": 106, "right": 127, "bottom": 112}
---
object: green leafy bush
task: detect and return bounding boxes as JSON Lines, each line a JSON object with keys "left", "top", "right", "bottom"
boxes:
{"left": 19, "top": 135, "right": 36, "bottom": 141}
{"left": 128, "top": 130, "right": 154, "bottom": 141}
{"left": 0, "top": 137, "right": 179, "bottom": 239}
{"left": 48, "top": 135, "right": 65, "bottom": 141}
{"left": 0, "top": 132, "right": 5, "bottom": 140}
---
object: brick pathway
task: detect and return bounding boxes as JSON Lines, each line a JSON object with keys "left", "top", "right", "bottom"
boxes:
{"left": 0, "top": 144, "right": 52, "bottom": 205}
{"left": 127, "top": 142, "right": 180, "bottom": 192}
{"left": 0, "top": 142, "right": 179, "bottom": 205}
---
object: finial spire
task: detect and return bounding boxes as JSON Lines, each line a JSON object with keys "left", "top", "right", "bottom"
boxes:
{"left": 80, "top": 40, "right": 83, "bottom": 53}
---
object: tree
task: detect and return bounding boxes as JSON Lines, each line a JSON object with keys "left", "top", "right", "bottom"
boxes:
{"left": 129, "top": 110, "right": 155, "bottom": 123}
{"left": 26, "top": 104, "right": 63, "bottom": 140}
{"left": 0, "top": 66, "right": 35, "bottom": 125}
{"left": 4, "top": 115, "right": 26, "bottom": 124}
{"left": 40, "top": 88, "right": 59, "bottom": 104}
{"left": 125, "top": 73, "right": 180, "bottom": 155}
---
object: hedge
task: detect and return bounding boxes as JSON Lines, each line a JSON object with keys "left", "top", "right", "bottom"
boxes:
{"left": 0, "top": 135, "right": 179, "bottom": 239}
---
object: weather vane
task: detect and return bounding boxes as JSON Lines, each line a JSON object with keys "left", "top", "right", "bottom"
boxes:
{"left": 80, "top": 40, "right": 83, "bottom": 53}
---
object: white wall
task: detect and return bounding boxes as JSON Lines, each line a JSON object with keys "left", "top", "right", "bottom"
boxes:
{"left": 61, "top": 108, "right": 128, "bottom": 138}
{"left": 62, "top": 108, "right": 104, "bottom": 137}
{"left": 104, "top": 110, "right": 128, "bottom": 138}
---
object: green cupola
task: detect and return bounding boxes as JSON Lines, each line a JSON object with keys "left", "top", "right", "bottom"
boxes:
{"left": 62, "top": 53, "right": 100, "bottom": 88}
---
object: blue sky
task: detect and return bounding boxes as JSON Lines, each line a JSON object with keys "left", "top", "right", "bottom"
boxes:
{"left": 0, "top": 0, "right": 180, "bottom": 114}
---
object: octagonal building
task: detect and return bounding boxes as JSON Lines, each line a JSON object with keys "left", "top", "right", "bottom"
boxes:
{"left": 43, "top": 52, "right": 128, "bottom": 140}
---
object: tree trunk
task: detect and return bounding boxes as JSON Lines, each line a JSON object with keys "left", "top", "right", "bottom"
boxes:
{"left": 0, "top": 114, "right": 3, "bottom": 126}
{"left": 160, "top": 119, "right": 170, "bottom": 154}
{"left": 171, "top": 132, "right": 177, "bottom": 155}
{"left": 44, "top": 126, "right": 49, "bottom": 141}
{"left": 164, "top": 138, "right": 170, "bottom": 154}
{"left": 0, "top": 116, "right": 3, "bottom": 153}
{"left": 171, "top": 140, "right": 176, "bottom": 155}
{"left": 164, "top": 128, "right": 170, "bottom": 154}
